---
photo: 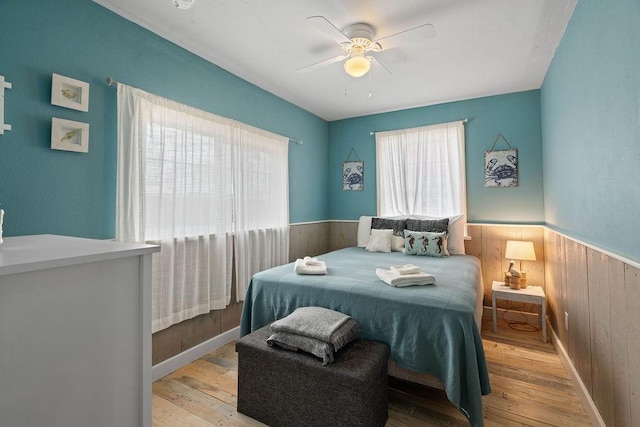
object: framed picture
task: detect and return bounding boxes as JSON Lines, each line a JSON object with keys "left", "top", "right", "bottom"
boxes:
{"left": 51, "top": 73, "right": 89, "bottom": 112}
{"left": 51, "top": 118, "right": 89, "bottom": 153}
{"left": 484, "top": 148, "right": 518, "bottom": 187}
{"left": 343, "top": 160, "right": 364, "bottom": 191}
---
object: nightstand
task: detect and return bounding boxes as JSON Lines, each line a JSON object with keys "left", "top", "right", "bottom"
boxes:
{"left": 492, "top": 280, "right": 547, "bottom": 342}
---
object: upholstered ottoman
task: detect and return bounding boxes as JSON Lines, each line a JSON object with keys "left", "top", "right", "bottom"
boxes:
{"left": 236, "top": 325, "right": 390, "bottom": 427}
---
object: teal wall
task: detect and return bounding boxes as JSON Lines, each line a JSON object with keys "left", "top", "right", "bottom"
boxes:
{"left": 329, "top": 90, "right": 544, "bottom": 223}
{"left": 0, "top": 0, "right": 329, "bottom": 239}
{"left": 14, "top": 0, "right": 633, "bottom": 260}
{"left": 541, "top": 0, "right": 640, "bottom": 263}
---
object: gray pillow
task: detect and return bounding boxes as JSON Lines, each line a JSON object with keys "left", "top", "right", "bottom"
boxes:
{"left": 405, "top": 218, "right": 449, "bottom": 233}
{"left": 371, "top": 217, "right": 407, "bottom": 236}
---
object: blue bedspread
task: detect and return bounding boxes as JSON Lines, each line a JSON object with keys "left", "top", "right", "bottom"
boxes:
{"left": 240, "top": 247, "right": 491, "bottom": 426}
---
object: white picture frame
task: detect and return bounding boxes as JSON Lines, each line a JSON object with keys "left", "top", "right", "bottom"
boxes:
{"left": 51, "top": 73, "right": 89, "bottom": 112}
{"left": 51, "top": 118, "right": 89, "bottom": 153}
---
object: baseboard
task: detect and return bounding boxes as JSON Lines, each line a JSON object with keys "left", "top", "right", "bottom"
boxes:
{"left": 152, "top": 326, "right": 240, "bottom": 382}
{"left": 549, "top": 326, "right": 605, "bottom": 427}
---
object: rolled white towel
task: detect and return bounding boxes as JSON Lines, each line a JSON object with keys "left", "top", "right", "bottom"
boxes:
{"left": 294, "top": 258, "right": 327, "bottom": 275}
{"left": 376, "top": 268, "right": 435, "bottom": 287}
{"left": 390, "top": 264, "right": 421, "bottom": 275}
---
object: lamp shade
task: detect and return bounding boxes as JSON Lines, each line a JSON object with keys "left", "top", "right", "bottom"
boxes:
{"left": 344, "top": 55, "right": 371, "bottom": 78}
{"left": 505, "top": 240, "right": 536, "bottom": 261}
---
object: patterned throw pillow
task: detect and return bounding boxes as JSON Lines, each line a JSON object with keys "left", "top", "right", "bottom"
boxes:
{"left": 403, "top": 230, "right": 449, "bottom": 257}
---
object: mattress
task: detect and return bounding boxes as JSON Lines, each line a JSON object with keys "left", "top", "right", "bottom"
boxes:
{"left": 240, "top": 247, "right": 491, "bottom": 426}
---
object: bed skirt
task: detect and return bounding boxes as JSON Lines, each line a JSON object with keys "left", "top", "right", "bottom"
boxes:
{"left": 388, "top": 360, "right": 445, "bottom": 389}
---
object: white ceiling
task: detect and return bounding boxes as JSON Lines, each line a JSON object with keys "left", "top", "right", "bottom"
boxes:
{"left": 94, "top": 0, "right": 577, "bottom": 121}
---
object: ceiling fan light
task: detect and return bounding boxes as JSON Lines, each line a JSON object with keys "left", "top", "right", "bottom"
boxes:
{"left": 344, "top": 56, "right": 371, "bottom": 78}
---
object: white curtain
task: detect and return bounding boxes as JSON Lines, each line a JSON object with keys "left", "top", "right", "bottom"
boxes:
{"left": 117, "top": 85, "right": 234, "bottom": 333}
{"left": 233, "top": 123, "right": 289, "bottom": 302}
{"left": 375, "top": 120, "right": 466, "bottom": 219}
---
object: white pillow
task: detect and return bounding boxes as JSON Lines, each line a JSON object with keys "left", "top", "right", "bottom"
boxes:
{"left": 358, "top": 215, "right": 409, "bottom": 248}
{"left": 357, "top": 215, "right": 373, "bottom": 247}
{"left": 407, "top": 214, "right": 466, "bottom": 255}
{"left": 365, "top": 229, "right": 393, "bottom": 253}
{"left": 391, "top": 235, "right": 405, "bottom": 252}
{"left": 445, "top": 214, "right": 465, "bottom": 255}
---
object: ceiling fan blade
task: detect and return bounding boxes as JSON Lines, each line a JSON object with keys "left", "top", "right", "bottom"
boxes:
{"left": 297, "top": 54, "right": 349, "bottom": 73}
{"left": 306, "top": 16, "right": 352, "bottom": 45}
{"left": 371, "top": 56, "right": 392, "bottom": 75}
{"left": 374, "top": 23, "right": 435, "bottom": 51}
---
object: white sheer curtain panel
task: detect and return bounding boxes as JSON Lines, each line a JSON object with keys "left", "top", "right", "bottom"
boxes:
{"left": 375, "top": 120, "right": 467, "bottom": 219}
{"left": 116, "top": 84, "right": 234, "bottom": 333}
{"left": 233, "top": 123, "right": 289, "bottom": 302}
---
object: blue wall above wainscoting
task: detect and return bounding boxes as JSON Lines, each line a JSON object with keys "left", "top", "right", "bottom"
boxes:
{"left": 328, "top": 90, "right": 544, "bottom": 223}
{"left": 541, "top": 0, "right": 640, "bottom": 263}
{"left": 0, "top": 0, "right": 329, "bottom": 238}
{"left": 1, "top": 1, "right": 560, "bottom": 244}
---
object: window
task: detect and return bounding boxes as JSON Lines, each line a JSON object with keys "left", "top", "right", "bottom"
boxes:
{"left": 116, "top": 85, "right": 288, "bottom": 332}
{"left": 375, "top": 120, "right": 466, "bottom": 219}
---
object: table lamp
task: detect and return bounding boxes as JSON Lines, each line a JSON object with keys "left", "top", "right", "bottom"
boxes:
{"left": 504, "top": 240, "right": 536, "bottom": 289}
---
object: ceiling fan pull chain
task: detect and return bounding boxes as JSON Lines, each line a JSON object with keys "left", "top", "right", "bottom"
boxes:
{"left": 344, "top": 72, "right": 348, "bottom": 97}
{"left": 368, "top": 70, "right": 373, "bottom": 98}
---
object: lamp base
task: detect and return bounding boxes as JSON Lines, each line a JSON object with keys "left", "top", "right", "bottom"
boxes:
{"left": 504, "top": 272, "right": 527, "bottom": 290}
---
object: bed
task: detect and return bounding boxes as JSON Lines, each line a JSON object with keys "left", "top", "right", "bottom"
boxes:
{"left": 240, "top": 247, "right": 491, "bottom": 426}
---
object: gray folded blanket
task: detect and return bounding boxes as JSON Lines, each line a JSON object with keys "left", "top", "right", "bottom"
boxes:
{"left": 267, "top": 306, "right": 360, "bottom": 365}
{"left": 267, "top": 332, "right": 335, "bottom": 365}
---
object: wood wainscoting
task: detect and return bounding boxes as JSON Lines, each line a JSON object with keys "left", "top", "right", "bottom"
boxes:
{"left": 544, "top": 228, "right": 640, "bottom": 427}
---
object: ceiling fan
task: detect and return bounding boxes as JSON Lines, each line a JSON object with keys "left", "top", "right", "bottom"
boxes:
{"left": 298, "top": 16, "right": 436, "bottom": 78}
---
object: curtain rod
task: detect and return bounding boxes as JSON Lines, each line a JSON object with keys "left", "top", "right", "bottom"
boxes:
{"left": 369, "top": 118, "right": 468, "bottom": 136}
{"left": 105, "top": 76, "right": 303, "bottom": 145}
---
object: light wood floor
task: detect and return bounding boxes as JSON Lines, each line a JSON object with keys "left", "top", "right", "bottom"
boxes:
{"left": 152, "top": 317, "right": 592, "bottom": 426}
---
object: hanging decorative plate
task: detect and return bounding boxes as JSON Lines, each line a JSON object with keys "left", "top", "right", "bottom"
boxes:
{"left": 484, "top": 134, "right": 518, "bottom": 187}
{"left": 343, "top": 148, "right": 364, "bottom": 191}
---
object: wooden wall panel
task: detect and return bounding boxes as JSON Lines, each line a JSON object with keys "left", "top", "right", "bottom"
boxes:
{"left": 329, "top": 221, "right": 358, "bottom": 251}
{"left": 609, "top": 258, "right": 631, "bottom": 426}
{"left": 481, "top": 226, "right": 509, "bottom": 306}
{"left": 625, "top": 265, "right": 640, "bottom": 427}
{"left": 564, "top": 238, "right": 592, "bottom": 393}
{"left": 153, "top": 322, "right": 183, "bottom": 365}
{"left": 464, "top": 224, "right": 482, "bottom": 257}
{"left": 220, "top": 273, "right": 243, "bottom": 333}
{"left": 543, "top": 229, "right": 565, "bottom": 343}
{"left": 290, "top": 222, "right": 331, "bottom": 261}
{"left": 586, "top": 249, "right": 615, "bottom": 425}
{"left": 544, "top": 229, "right": 640, "bottom": 426}
{"left": 521, "top": 226, "right": 545, "bottom": 288}
{"left": 558, "top": 235, "right": 568, "bottom": 345}
{"left": 180, "top": 311, "right": 221, "bottom": 351}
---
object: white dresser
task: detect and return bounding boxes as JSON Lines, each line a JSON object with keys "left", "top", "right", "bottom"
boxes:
{"left": 0, "top": 235, "right": 159, "bottom": 427}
